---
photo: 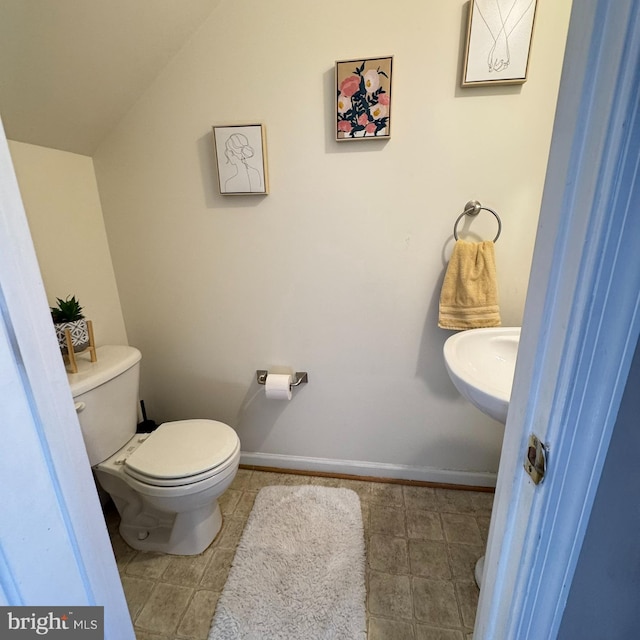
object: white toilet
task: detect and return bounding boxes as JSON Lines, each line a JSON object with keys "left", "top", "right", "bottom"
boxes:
{"left": 68, "top": 344, "right": 241, "bottom": 555}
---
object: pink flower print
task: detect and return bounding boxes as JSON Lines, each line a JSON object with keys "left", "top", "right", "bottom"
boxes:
{"left": 339, "top": 75, "right": 360, "bottom": 98}
{"left": 338, "top": 121, "right": 353, "bottom": 133}
{"left": 365, "top": 122, "right": 376, "bottom": 134}
{"left": 357, "top": 113, "right": 369, "bottom": 126}
{"left": 378, "top": 92, "right": 390, "bottom": 106}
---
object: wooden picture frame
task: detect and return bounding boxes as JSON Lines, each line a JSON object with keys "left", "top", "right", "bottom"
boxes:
{"left": 335, "top": 56, "right": 393, "bottom": 141}
{"left": 212, "top": 124, "right": 269, "bottom": 195}
{"left": 461, "top": 0, "right": 538, "bottom": 87}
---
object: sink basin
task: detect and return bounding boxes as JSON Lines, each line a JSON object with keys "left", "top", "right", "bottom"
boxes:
{"left": 443, "top": 327, "right": 520, "bottom": 423}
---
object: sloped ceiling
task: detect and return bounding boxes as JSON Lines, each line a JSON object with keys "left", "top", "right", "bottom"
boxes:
{"left": 0, "top": 0, "right": 221, "bottom": 156}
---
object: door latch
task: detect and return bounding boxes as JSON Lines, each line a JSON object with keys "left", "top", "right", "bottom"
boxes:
{"left": 524, "top": 434, "right": 546, "bottom": 484}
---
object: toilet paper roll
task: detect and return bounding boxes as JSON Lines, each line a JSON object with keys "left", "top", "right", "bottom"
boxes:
{"left": 265, "top": 373, "right": 292, "bottom": 400}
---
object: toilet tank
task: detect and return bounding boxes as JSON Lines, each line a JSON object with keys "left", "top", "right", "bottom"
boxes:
{"left": 68, "top": 345, "right": 142, "bottom": 466}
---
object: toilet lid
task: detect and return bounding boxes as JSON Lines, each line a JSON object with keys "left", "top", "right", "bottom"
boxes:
{"left": 124, "top": 419, "right": 239, "bottom": 481}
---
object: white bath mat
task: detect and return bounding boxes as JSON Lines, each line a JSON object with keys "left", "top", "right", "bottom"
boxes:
{"left": 209, "top": 485, "right": 367, "bottom": 640}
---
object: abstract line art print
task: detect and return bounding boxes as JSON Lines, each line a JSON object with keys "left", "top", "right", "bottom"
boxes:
{"left": 212, "top": 124, "right": 269, "bottom": 195}
{"left": 462, "top": 0, "right": 538, "bottom": 87}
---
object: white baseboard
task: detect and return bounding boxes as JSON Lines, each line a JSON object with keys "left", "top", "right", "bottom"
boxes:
{"left": 239, "top": 451, "right": 497, "bottom": 488}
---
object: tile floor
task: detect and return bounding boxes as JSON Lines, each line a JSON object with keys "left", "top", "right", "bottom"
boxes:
{"left": 105, "top": 469, "right": 493, "bottom": 640}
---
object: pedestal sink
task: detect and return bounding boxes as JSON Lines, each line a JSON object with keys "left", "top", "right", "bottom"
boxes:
{"left": 443, "top": 326, "right": 521, "bottom": 586}
{"left": 444, "top": 327, "right": 520, "bottom": 423}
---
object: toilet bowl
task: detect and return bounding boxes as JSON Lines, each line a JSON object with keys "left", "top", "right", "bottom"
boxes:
{"left": 69, "top": 345, "right": 240, "bottom": 555}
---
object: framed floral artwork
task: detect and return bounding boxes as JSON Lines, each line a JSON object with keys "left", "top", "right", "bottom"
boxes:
{"left": 461, "top": 0, "right": 538, "bottom": 87}
{"left": 212, "top": 123, "right": 269, "bottom": 195}
{"left": 335, "top": 56, "right": 393, "bottom": 141}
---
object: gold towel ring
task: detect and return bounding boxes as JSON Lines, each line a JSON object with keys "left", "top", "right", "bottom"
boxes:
{"left": 453, "top": 200, "right": 502, "bottom": 243}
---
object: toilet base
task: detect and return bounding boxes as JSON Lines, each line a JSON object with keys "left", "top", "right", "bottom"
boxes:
{"left": 118, "top": 500, "right": 223, "bottom": 555}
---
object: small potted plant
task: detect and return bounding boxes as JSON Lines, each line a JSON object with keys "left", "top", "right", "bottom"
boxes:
{"left": 50, "top": 295, "right": 90, "bottom": 354}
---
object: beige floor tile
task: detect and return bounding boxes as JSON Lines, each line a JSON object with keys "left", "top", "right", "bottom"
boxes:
{"left": 369, "top": 616, "right": 415, "bottom": 640}
{"left": 409, "top": 540, "right": 451, "bottom": 579}
{"left": 215, "top": 516, "right": 246, "bottom": 549}
{"left": 281, "top": 473, "right": 316, "bottom": 485}
{"left": 403, "top": 486, "right": 439, "bottom": 512}
{"left": 447, "top": 544, "right": 484, "bottom": 581}
{"left": 199, "top": 546, "right": 236, "bottom": 592}
{"left": 361, "top": 500, "right": 371, "bottom": 532}
{"left": 305, "top": 475, "right": 342, "bottom": 487}
{"left": 435, "top": 489, "right": 477, "bottom": 515}
{"left": 455, "top": 581, "right": 480, "bottom": 629}
{"left": 370, "top": 505, "right": 406, "bottom": 537}
{"left": 412, "top": 578, "right": 461, "bottom": 628}
{"left": 468, "top": 491, "right": 494, "bottom": 516}
{"left": 370, "top": 482, "right": 405, "bottom": 507}
{"left": 135, "top": 582, "right": 193, "bottom": 635}
{"left": 125, "top": 551, "right": 172, "bottom": 580}
{"left": 162, "top": 548, "right": 213, "bottom": 587}
{"left": 407, "top": 510, "right": 444, "bottom": 541}
{"left": 218, "top": 488, "right": 242, "bottom": 515}
{"left": 368, "top": 571, "right": 413, "bottom": 619}
{"left": 247, "top": 470, "right": 289, "bottom": 490}
{"left": 134, "top": 631, "right": 171, "bottom": 640}
{"left": 441, "top": 514, "right": 483, "bottom": 546}
{"left": 415, "top": 624, "right": 465, "bottom": 640}
{"left": 109, "top": 531, "right": 137, "bottom": 571}
{"left": 229, "top": 468, "right": 252, "bottom": 489}
{"left": 119, "top": 575, "right": 155, "bottom": 621}
{"left": 176, "top": 589, "right": 219, "bottom": 639}
{"left": 335, "top": 478, "right": 374, "bottom": 502}
{"left": 232, "top": 491, "right": 258, "bottom": 518}
{"left": 475, "top": 515, "right": 491, "bottom": 543}
{"left": 369, "top": 534, "right": 410, "bottom": 574}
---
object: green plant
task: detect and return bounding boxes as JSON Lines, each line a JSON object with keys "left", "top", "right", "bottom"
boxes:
{"left": 50, "top": 295, "right": 84, "bottom": 323}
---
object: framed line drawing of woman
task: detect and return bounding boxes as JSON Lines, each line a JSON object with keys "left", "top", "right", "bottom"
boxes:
{"left": 212, "top": 124, "right": 269, "bottom": 195}
{"left": 461, "top": 0, "right": 538, "bottom": 87}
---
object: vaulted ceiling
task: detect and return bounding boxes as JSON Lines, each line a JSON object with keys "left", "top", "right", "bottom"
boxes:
{"left": 0, "top": 0, "right": 221, "bottom": 156}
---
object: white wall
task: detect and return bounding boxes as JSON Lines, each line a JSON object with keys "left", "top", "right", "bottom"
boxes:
{"left": 9, "top": 141, "right": 128, "bottom": 346}
{"left": 93, "top": 0, "right": 572, "bottom": 484}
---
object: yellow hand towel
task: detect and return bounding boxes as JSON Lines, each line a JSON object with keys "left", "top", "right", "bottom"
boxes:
{"left": 438, "top": 240, "right": 501, "bottom": 330}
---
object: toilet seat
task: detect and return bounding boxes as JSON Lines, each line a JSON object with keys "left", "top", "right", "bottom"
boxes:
{"left": 122, "top": 419, "right": 240, "bottom": 488}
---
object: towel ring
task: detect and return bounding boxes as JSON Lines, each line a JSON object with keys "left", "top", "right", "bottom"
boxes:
{"left": 453, "top": 200, "right": 502, "bottom": 243}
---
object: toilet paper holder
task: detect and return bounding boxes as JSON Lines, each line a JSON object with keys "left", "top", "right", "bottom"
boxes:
{"left": 256, "top": 370, "right": 309, "bottom": 389}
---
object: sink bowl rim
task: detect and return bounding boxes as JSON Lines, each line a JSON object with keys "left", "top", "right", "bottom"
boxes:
{"left": 443, "top": 326, "right": 521, "bottom": 422}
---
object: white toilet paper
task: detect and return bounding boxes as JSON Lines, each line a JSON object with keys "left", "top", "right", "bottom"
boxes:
{"left": 265, "top": 373, "right": 292, "bottom": 400}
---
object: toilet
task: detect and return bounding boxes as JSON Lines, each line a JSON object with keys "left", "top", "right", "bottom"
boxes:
{"left": 68, "top": 344, "right": 240, "bottom": 555}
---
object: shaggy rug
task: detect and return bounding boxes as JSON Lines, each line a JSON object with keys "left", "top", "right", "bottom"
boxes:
{"left": 208, "top": 485, "right": 367, "bottom": 640}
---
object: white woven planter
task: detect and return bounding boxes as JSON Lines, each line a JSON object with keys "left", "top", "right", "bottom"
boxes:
{"left": 54, "top": 319, "right": 90, "bottom": 354}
